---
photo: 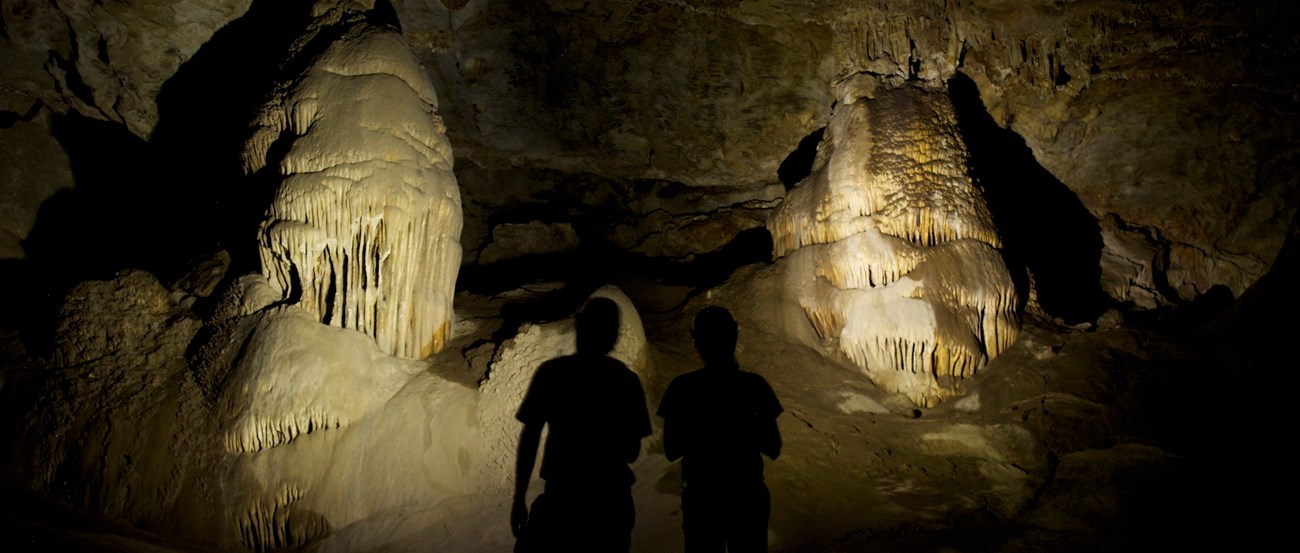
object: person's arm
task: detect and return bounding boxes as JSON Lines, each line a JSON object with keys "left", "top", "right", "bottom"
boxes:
{"left": 511, "top": 421, "right": 543, "bottom": 536}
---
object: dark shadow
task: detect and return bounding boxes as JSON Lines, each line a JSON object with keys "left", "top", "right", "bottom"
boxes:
{"left": 459, "top": 227, "right": 772, "bottom": 297}
{"left": 457, "top": 224, "right": 774, "bottom": 351}
{"left": 512, "top": 298, "right": 651, "bottom": 552}
{"left": 657, "top": 306, "right": 783, "bottom": 552}
{"left": 778, "top": 127, "right": 824, "bottom": 189}
{"left": 640, "top": 227, "right": 773, "bottom": 290}
{"left": 27, "top": 118, "right": 159, "bottom": 284}
{"left": 8, "top": 118, "right": 162, "bottom": 350}
{"left": 1214, "top": 207, "right": 1300, "bottom": 372}
{"left": 5, "top": 0, "right": 322, "bottom": 346}
{"left": 148, "top": 0, "right": 320, "bottom": 280}
{"left": 948, "top": 72, "right": 1111, "bottom": 324}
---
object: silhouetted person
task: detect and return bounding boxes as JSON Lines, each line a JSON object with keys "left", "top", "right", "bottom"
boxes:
{"left": 657, "top": 306, "right": 783, "bottom": 553}
{"left": 512, "top": 297, "right": 652, "bottom": 552}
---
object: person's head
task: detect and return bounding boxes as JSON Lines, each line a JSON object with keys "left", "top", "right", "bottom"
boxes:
{"left": 575, "top": 297, "right": 620, "bottom": 355}
{"left": 692, "top": 306, "right": 738, "bottom": 368}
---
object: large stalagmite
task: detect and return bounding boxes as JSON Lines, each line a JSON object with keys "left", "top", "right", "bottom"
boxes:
{"left": 242, "top": 16, "right": 462, "bottom": 359}
{"left": 770, "top": 80, "right": 1020, "bottom": 406}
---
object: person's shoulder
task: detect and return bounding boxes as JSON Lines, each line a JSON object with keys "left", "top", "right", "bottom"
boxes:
{"left": 532, "top": 355, "right": 589, "bottom": 385}
{"left": 583, "top": 354, "right": 633, "bottom": 377}
{"left": 738, "top": 370, "right": 783, "bottom": 410}
{"left": 661, "top": 368, "right": 707, "bottom": 401}
{"left": 533, "top": 356, "right": 570, "bottom": 377}
{"left": 608, "top": 357, "right": 644, "bottom": 386}
{"left": 539, "top": 355, "right": 578, "bottom": 369}
{"left": 667, "top": 367, "right": 709, "bottom": 387}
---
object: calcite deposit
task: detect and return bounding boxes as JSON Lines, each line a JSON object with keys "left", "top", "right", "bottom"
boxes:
{"left": 770, "top": 80, "right": 1019, "bottom": 406}
{"left": 243, "top": 13, "right": 462, "bottom": 359}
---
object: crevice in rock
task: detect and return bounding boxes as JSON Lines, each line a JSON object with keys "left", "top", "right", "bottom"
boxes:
{"left": 778, "top": 127, "right": 824, "bottom": 189}
{"left": 1016, "top": 450, "right": 1060, "bottom": 518}
{"left": 457, "top": 222, "right": 774, "bottom": 365}
{"left": 46, "top": 34, "right": 98, "bottom": 112}
{"left": 0, "top": 101, "right": 42, "bottom": 129}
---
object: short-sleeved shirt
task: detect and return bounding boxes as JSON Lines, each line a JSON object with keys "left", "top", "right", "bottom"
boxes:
{"left": 517, "top": 353, "right": 652, "bottom": 487}
{"left": 657, "top": 366, "right": 783, "bottom": 485}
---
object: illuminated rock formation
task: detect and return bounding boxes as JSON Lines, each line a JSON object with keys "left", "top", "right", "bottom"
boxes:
{"left": 770, "top": 80, "right": 1019, "bottom": 406}
{"left": 215, "top": 306, "right": 424, "bottom": 454}
{"left": 190, "top": 269, "right": 485, "bottom": 551}
{"left": 242, "top": 16, "right": 462, "bottom": 359}
{"left": 224, "top": 332, "right": 482, "bottom": 551}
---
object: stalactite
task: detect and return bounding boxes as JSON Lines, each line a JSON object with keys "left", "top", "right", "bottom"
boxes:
{"left": 224, "top": 407, "right": 344, "bottom": 454}
{"left": 237, "top": 484, "right": 329, "bottom": 552}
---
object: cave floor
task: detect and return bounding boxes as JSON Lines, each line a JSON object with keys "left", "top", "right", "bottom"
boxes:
{"left": 0, "top": 272, "right": 1231, "bottom": 552}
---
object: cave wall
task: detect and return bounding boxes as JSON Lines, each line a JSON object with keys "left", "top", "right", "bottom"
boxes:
{"left": 4, "top": 0, "right": 1295, "bottom": 314}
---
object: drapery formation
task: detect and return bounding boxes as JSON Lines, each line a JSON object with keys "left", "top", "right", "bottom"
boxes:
{"left": 770, "top": 82, "right": 1019, "bottom": 406}
{"left": 243, "top": 22, "right": 463, "bottom": 359}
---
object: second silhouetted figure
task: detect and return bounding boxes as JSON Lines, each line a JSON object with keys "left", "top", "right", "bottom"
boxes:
{"left": 658, "top": 306, "right": 783, "bottom": 553}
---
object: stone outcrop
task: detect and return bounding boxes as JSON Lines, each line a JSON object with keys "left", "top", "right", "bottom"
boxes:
{"left": 953, "top": 2, "right": 1297, "bottom": 303}
{"left": 28, "top": 270, "right": 209, "bottom": 538}
{"left": 0, "top": 0, "right": 252, "bottom": 137}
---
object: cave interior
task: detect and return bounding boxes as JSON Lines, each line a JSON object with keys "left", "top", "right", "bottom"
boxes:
{"left": 0, "top": 0, "right": 1296, "bottom": 551}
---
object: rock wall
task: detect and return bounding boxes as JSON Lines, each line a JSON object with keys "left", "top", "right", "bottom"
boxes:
{"left": 395, "top": 0, "right": 1296, "bottom": 309}
{"left": 954, "top": 1, "right": 1299, "bottom": 303}
{"left": 0, "top": 0, "right": 252, "bottom": 137}
{"left": 2, "top": 0, "right": 1292, "bottom": 307}
{"left": 395, "top": 0, "right": 836, "bottom": 187}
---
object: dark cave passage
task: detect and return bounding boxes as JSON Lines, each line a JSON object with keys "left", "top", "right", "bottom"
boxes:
{"left": 948, "top": 72, "right": 1112, "bottom": 324}
{"left": 457, "top": 224, "right": 773, "bottom": 316}
{"left": 778, "top": 127, "right": 825, "bottom": 189}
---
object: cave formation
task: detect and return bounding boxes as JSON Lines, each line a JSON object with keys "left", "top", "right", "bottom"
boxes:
{"left": 1, "top": 0, "right": 1295, "bottom": 551}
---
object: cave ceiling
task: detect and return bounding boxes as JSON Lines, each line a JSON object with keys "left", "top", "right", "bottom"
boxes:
{"left": 2, "top": 0, "right": 1295, "bottom": 306}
